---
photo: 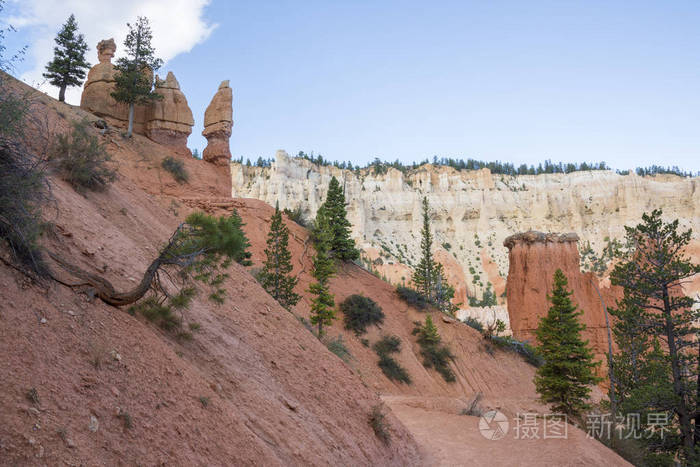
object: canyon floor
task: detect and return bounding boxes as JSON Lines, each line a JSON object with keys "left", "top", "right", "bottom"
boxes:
{"left": 0, "top": 77, "right": 629, "bottom": 465}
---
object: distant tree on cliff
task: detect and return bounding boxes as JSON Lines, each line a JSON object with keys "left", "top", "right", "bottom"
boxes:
{"left": 412, "top": 197, "right": 456, "bottom": 314}
{"left": 609, "top": 209, "right": 699, "bottom": 465}
{"left": 111, "top": 16, "right": 163, "bottom": 137}
{"left": 535, "top": 269, "right": 601, "bottom": 417}
{"left": 259, "top": 202, "right": 299, "bottom": 310}
{"left": 308, "top": 207, "right": 336, "bottom": 336}
{"left": 317, "top": 176, "right": 359, "bottom": 261}
{"left": 43, "top": 14, "right": 90, "bottom": 102}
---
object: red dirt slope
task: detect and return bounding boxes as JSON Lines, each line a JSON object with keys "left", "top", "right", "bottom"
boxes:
{"left": 0, "top": 78, "right": 421, "bottom": 465}
{"left": 217, "top": 198, "right": 631, "bottom": 466}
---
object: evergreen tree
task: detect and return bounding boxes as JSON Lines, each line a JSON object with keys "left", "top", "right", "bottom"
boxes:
{"left": 417, "top": 315, "right": 441, "bottom": 347}
{"left": 609, "top": 291, "right": 652, "bottom": 406}
{"left": 259, "top": 202, "right": 299, "bottom": 310}
{"left": 111, "top": 17, "right": 163, "bottom": 137}
{"left": 411, "top": 197, "right": 456, "bottom": 313}
{"left": 308, "top": 207, "right": 336, "bottom": 336}
{"left": 320, "top": 176, "right": 359, "bottom": 261}
{"left": 413, "top": 197, "right": 436, "bottom": 300}
{"left": 43, "top": 14, "right": 90, "bottom": 102}
{"left": 535, "top": 269, "right": 601, "bottom": 417}
{"left": 610, "top": 209, "right": 699, "bottom": 464}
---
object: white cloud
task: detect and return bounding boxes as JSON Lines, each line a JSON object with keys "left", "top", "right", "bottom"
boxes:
{"left": 9, "top": 0, "right": 215, "bottom": 104}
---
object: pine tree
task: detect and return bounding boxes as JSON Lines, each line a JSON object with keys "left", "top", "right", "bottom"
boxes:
{"left": 417, "top": 315, "right": 441, "bottom": 347}
{"left": 535, "top": 269, "right": 601, "bottom": 417}
{"left": 610, "top": 209, "right": 699, "bottom": 464}
{"left": 320, "top": 176, "right": 359, "bottom": 261}
{"left": 609, "top": 291, "right": 652, "bottom": 406}
{"left": 308, "top": 207, "right": 336, "bottom": 336}
{"left": 259, "top": 202, "right": 300, "bottom": 310}
{"left": 111, "top": 16, "right": 163, "bottom": 137}
{"left": 43, "top": 14, "right": 90, "bottom": 102}
{"left": 413, "top": 197, "right": 435, "bottom": 300}
{"left": 411, "top": 197, "right": 456, "bottom": 313}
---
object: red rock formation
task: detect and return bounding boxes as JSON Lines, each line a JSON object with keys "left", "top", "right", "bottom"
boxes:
{"left": 504, "top": 231, "right": 622, "bottom": 368}
{"left": 81, "top": 40, "right": 193, "bottom": 152}
{"left": 145, "top": 72, "right": 194, "bottom": 156}
{"left": 80, "top": 39, "right": 148, "bottom": 132}
{"left": 202, "top": 80, "right": 233, "bottom": 166}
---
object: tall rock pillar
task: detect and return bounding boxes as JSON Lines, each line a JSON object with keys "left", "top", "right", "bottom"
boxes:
{"left": 202, "top": 80, "right": 233, "bottom": 166}
{"left": 145, "top": 72, "right": 194, "bottom": 155}
{"left": 504, "top": 231, "right": 621, "bottom": 370}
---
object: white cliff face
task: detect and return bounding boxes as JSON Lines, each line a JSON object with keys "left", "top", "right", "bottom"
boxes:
{"left": 231, "top": 150, "right": 700, "bottom": 308}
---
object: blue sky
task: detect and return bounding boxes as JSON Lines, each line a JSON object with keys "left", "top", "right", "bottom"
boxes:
{"left": 5, "top": 0, "right": 700, "bottom": 171}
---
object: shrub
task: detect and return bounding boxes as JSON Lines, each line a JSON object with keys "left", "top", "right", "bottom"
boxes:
{"left": 396, "top": 285, "right": 430, "bottom": 310}
{"left": 283, "top": 206, "right": 307, "bottom": 227}
{"left": 491, "top": 335, "right": 543, "bottom": 367}
{"left": 128, "top": 296, "right": 181, "bottom": 331}
{"left": 368, "top": 404, "right": 391, "bottom": 445}
{"left": 340, "top": 294, "right": 385, "bottom": 335}
{"left": 413, "top": 317, "right": 456, "bottom": 382}
{"left": 49, "top": 119, "right": 117, "bottom": 192}
{"left": 378, "top": 354, "right": 412, "bottom": 384}
{"left": 373, "top": 335, "right": 411, "bottom": 384}
{"left": 463, "top": 316, "right": 484, "bottom": 333}
{"left": 468, "top": 282, "right": 498, "bottom": 307}
{"left": 0, "top": 139, "right": 48, "bottom": 275}
{"left": 325, "top": 335, "right": 352, "bottom": 362}
{"left": 0, "top": 67, "right": 48, "bottom": 275}
{"left": 420, "top": 344, "right": 456, "bottom": 382}
{"left": 372, "top": 335, "right": 401, "bottom": 355}
{"left": 161, "top": 156, "right": 189, "bottom": 183}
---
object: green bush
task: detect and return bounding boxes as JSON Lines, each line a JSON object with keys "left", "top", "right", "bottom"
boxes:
{"left": 463, "top": 316, "right": 484, "bottom": 333}
{"left": 368, "top": 404, "right": 391, "bottom": 445}
{"left": 325, "top": 335, "right": 352, "bottom": 362}
{"left": 396, "top": 285, "right": 430, "bottom": 310}
{"left": 491, "top": 335, "right": 543, "bottom": 367}
{"left": 378, "top": 354, "right": 411, "bottom": 384}
{"left": 413, "top": 317, "right": 456, "bottom": 382}
{"left": 49, "top": 119, "right": 117, "bottom": 192}
{"left": 128, "top": 296, "right": 181, "bottom": 331}
{"left": 340, "top": 294, "right": 385, "bottom": 335}
{"left": 372, "top": 335, "right": 401, "bottom": 355}
{"left": 283, "top": 206, "right": 307, "bottom": 227}
{"left": 420, "top": 344, "right": 456, "bottom": 382}
{"left": 161, "top": 156, "right": 189, "bottom": 183}
{"left": 0, "top": 63, "right": 48, "bottom": 275}
{"left": 372, "top": 335, "right": 411, "bottom": 384}
{"left": 0, "top": 139, "right": 48, "bottom": 275}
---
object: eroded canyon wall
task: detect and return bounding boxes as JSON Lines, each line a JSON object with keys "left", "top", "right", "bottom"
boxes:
{"left": 231, "top": 150, "right": 700, "bottom": 310}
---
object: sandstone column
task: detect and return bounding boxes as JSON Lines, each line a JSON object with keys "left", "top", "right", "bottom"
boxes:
{"left": 202, "top": 80, "right": 233, "bottom": 166}
{"left": 503, "top": 231, "right": 621, "bottom": 370}
{"left": 145, "top": 72, "right": 194, "bottom": 156}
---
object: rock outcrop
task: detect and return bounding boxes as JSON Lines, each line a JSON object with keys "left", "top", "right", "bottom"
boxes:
{"left": 145, "top": 72, "right": 194, "bottom": 156}
{"left": 504, "top": 231, "right": 621, "bottom": 367}
{"left": 81, "top": 38, "right": 131, "bottom": 127}
{"left": 202, "top": 80, "right": 233, "bottom": 166}
{"left": 231, "top": 152, "right": 700, "bottom": 308}
{"left": 81, "top": 40, "right": 193, "bottom": 151}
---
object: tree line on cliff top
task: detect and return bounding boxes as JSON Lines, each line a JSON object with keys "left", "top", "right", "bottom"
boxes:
{"left": 237, "top": 152, "right": 697, "bottom": 179}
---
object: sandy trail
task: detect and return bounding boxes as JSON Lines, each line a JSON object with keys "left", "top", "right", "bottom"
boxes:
{"left": 384, "top": 395, "right": 631, "bottom": 467}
